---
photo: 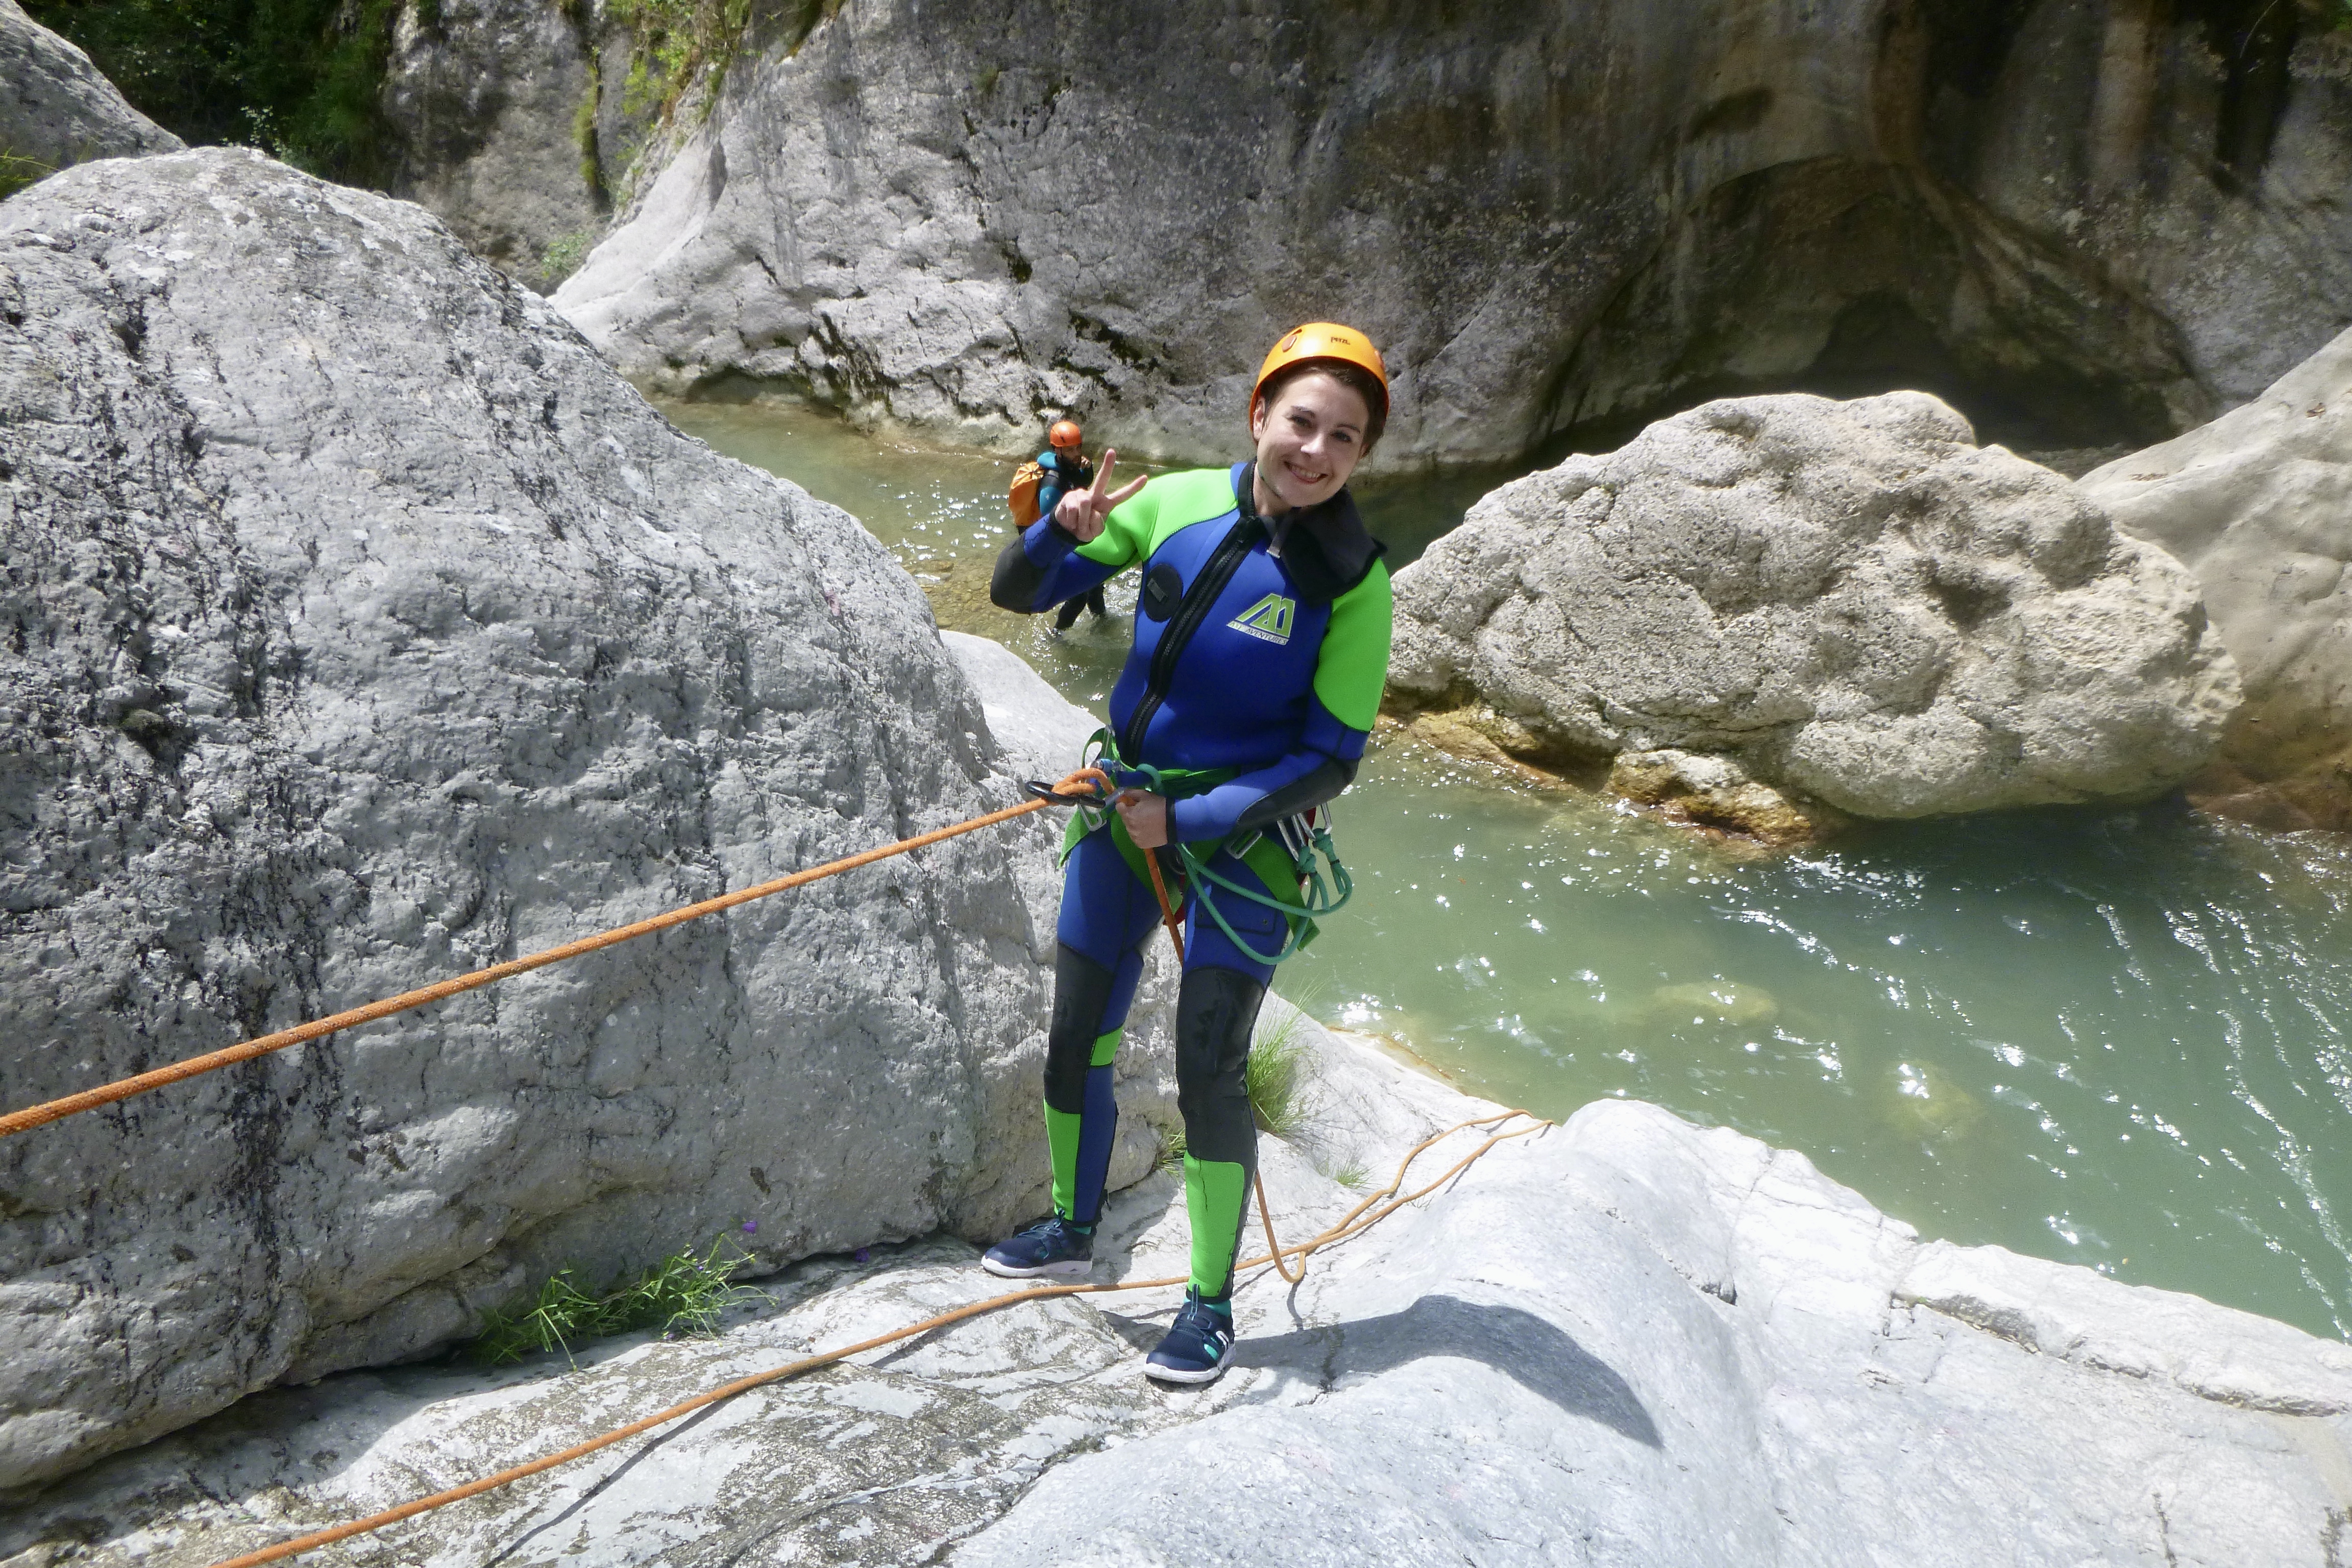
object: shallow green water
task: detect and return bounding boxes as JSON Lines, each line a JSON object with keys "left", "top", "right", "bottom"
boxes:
{"left": 669, "top": 399, "right": 2352, "bottom": 1341}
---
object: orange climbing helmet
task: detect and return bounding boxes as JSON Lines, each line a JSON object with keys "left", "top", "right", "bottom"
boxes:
{"left": 1251, "top": 322, "right": 1389, "bottom": 425}
{"left": 1048, "top": 419, "right": 1083, "bottom": 450}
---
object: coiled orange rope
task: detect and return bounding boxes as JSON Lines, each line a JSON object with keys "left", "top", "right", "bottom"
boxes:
{"left": 0, "top": 769, "right": 1111, "bottom": 1141}
{"left": 206, "top": 1109, "right": 1548, "bottom": 1568}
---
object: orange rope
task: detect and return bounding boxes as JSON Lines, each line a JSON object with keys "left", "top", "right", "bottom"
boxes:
{"left": 0, "top": 768, "right": 1113, "bottom": 1141}
{"left": 206, "top": 1109, "right": 1548, "bottom": 1568}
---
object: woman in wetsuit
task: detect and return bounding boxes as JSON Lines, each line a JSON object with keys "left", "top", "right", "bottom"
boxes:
{"left": 983, "top": 324, "right": 1393, "bottom": 1384}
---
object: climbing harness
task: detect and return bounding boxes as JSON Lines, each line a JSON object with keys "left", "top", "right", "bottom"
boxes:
{"left": 1, "top": 761, "right": 1483, "bottom": 1568}
{"left": 1058, "top": 729, "right": 1356, "bottom": 968}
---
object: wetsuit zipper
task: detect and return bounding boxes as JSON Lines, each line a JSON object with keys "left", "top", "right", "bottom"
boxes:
{"left": 1117, "top": 512, "right": 1263, "bottom": 766}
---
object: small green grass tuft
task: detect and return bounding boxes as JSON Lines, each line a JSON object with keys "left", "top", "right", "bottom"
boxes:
{"left": 1247, "top": 1012, "right": 1310, "bottom": 1139}
{"left": 1157, "top": 1127, "right": 1187, "bottom": 1174}
{"left": 1329, "top": 1159, "right": 1370, "bottom": 1191}
{"left": 0, "top": 149, "right": 54, "bottom": 201}
{"left": 472, "top": 1236, "right": 762, "bottom": 1364}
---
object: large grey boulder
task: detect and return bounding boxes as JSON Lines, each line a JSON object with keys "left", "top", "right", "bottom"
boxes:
{"left": 0, "top": 148, "right": 1170, "bottom": 1492}
{"left": 541, "top": 1, "right": 2351, "bottom": 463}
{"left": 0, "top": 0, "right": 181, "bottom": 177}
{"left": 7, "top": 1021, "right": 2345, "bottom": 1566}
{"left": 1387, "top": 391, "right": 2240, "bottom": 819}
{"left": 2079, "top": 324, "right": 2352, "bottom": 832}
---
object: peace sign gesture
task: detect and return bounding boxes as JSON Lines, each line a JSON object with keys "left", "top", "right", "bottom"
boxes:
{"left": 1052, "top": 448, "right": 1148, "bottom": 543}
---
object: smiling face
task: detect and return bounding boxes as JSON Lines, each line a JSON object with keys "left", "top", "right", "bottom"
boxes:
{"left": 1249, "top": 369, "right": 1373, "bottom": 514}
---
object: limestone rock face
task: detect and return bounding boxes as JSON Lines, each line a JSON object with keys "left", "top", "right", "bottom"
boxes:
{"left": 1606, "top": 749, "right": 1832, "bottom": 846}
{"left": 0, "top": 148, "right": 1164, "bottom": 1491}
{"left": 1388, "top": 391, "right": 2240, "bottom": 819}
{"left": 2079, "top": 325, "right": 2352, "bottom": 831}
{"left": 543, "top": 1, "right": 2351, "bottom": 463}
{"left": 6, "top": 1024, "right": 2345, "bottom": 1566}
{"left": 0, "top": 0, "right": 181, "bottom": 175}
{"left": 377, "top": 0, "right": 644, "bottom": 289}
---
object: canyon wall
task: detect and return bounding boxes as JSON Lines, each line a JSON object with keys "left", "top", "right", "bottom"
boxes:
{"left": 526, "top": 0, "right": 2350, "bottom": 465}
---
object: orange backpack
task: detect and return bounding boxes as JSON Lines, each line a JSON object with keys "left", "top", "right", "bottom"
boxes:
{"left": 1008, "top": 459, "right": 1047, "bottom": 527}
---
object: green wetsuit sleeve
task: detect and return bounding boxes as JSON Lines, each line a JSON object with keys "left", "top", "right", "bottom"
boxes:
{"left": 1077, "top": 468, "right": 1240, "bottom": 568}
{"left": 1313, "top": 559, "right": 1393, "bottom": 732}
{"left": 1074, "top": 478, "right": 1162, "bottom": 570}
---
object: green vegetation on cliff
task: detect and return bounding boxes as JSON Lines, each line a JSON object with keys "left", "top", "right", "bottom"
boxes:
{"left": 23, "top": 0, "right": 399, "bottom": 183}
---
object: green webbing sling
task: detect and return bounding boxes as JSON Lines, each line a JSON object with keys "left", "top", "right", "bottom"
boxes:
{"left": 1071, "top": 730, "right": 1355, "bottom": 968}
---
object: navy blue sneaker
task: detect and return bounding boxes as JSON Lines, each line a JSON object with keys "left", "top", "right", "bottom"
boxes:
{"left": 1144, "top": 1290, "right": 1236, "bottom": 1384}
{"left": 983, "top": 1214, "right": 1095, "bottom": 1279}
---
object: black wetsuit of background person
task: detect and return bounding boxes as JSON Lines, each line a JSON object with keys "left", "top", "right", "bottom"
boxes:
{"left": 1037, "top": 445, "right": 1104, "bottom": 630}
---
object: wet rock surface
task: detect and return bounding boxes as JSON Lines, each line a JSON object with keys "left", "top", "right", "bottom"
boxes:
{"left": 1605, "top": 749, "right": 1835, "bottom": 847}
{"left": 0, "top": 149, "right": 1173, "bottom": 1491}
{"left": 1386, "top": 391, "right": 2240, "bottom": 820}
{"left": 544, "top": 1, "right": 2352, "bottom": 464}
{"left": 0, "top": 0, "right": 181, "bottom": 175}
{"left": 7, "top": 1022, "right": 2346, "bottom": 1567}
{"left": 2080, "top": 324, "right": 2352, "bottom": 833}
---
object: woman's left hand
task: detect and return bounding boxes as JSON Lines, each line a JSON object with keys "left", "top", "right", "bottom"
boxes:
{"left": 1115, "top": 789, "right": 1170, "bottom": 849}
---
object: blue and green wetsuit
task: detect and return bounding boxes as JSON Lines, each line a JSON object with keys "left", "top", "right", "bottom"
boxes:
{"left": 989, "top": 461, "right": 1391, "bottom": 1299}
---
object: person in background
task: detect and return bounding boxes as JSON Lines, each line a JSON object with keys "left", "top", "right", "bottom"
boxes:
{"left": 1036, "top": 421, "right": 1107, "bottom": 631}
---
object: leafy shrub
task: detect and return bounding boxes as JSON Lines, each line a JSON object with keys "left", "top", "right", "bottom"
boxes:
{"left": 540, "top": 229, "right": 593, "bottom": 287}
{"left": 25, "top": 0, "right": 401, "bottom": 185}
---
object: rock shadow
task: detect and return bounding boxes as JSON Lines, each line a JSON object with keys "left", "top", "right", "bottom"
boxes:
{"left": 1243, "top": 1293, "right": 1661, "bottom": 1448}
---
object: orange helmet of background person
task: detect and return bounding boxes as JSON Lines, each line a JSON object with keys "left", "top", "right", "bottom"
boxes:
{"left": 1250, "top": 323, "right": 1388, "bottom": 425}
{"left": 1048, "top": 419, "right": 1084, "bottom": 450}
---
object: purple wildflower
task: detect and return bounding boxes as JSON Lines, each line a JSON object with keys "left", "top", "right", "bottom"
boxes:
{"left": 742, "top": 1220, "right": 758, "bottom": 1235}
{"left": 853, "top": 1247, "right": 872, "bottom": 1264}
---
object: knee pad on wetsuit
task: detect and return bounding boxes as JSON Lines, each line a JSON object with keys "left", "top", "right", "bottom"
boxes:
{"left": 1045, "top": 943, "right": 1118, "bottom": 1113}
{"left": 1173, "top": 965, "right": 1266, "bottom": 1166}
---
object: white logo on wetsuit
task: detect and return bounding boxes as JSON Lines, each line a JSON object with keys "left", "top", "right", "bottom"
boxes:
{"left": 1228, "top": 593, "right": 1296, "bottom": 646}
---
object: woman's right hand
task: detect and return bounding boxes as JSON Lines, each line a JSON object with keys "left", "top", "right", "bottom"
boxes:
{"left": 1052, "top": 448, "right": 1148, "bottom": 543}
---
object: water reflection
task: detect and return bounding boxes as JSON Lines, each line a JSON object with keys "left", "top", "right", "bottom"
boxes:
{"left": 665, "top": 395, "right": 2352, "bottom": 1341}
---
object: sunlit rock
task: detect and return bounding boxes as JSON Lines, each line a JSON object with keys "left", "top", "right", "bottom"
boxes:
{"left": 1388, "top": 390, "right": 2241, "bottom": 820}
{"left": 1608, "top": 749, "right": 1832, "bottom": 846}
{"left": 0, "top": 0, "right": 181, "bottom": 179}
{"left": 542, "top": 3, "right": 2348, "bottom": 463}
{"left": 2080, "top": 324, "right": 2352, "bottom": 833}
{"left": 0, "top": 149, "right": 1174, "bottom": 1491}
{"left": 8, "top": 1022, "right": 2345, "bottom": 1565}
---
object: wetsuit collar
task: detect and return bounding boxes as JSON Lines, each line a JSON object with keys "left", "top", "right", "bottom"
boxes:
{"left": 1234, "top": 461, "right": 1386, "bottom": 606}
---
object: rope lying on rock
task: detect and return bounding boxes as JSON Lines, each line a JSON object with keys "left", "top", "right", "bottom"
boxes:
{"left": 0, "top": 768, "right": 1113, "bottom": 1141}
{"left": 207, "top": 1109, "right": 1550, "bottom": 1568}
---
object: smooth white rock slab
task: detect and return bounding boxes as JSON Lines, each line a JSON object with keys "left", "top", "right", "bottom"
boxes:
{"left": 6, "top": 1018, "right": 2344, "bottom": 1566}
